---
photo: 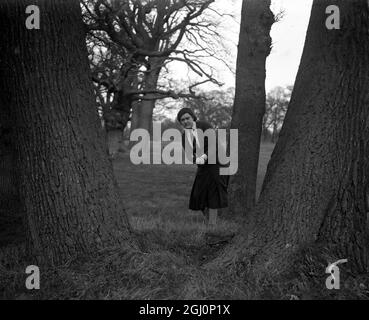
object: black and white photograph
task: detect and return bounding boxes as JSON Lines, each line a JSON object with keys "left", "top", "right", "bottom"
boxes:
{"left": 0, "top": 0, "right": 368, "bottom": 304}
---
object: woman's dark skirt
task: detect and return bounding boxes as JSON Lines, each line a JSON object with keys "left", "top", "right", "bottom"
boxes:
{"left": 189, "top": 164, "right": 229, "bottom": 211}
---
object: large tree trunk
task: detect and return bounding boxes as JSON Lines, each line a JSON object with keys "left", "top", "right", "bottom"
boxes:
{"left": 0, "top": 148, "right": 16, "bottom": 206}
{"left": 215, "top": 0, "right": 369, "bottom": 276}
{"left": 0, "top": 110, "right": 18, "bottom": 209}
{"left": 0, "top": 106, "right": 23, "bottom": 246}
{"left": 0, "top": 0, "right": 138, "bottom": 265}
{"left": 228, "top": 0, "right": 274, "bottom": 216}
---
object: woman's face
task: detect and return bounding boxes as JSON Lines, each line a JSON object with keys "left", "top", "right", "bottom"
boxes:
{"left": 180, "top": 113, "right": 194, "bottom": 129}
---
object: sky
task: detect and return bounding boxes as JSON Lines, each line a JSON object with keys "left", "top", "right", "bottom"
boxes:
{"left": 266, "top": 0, "right": 313, "bottom": 90}
{"left": 173, "top": 0, "right": 314, "bottom": 92}
{"left": 160, "top": 0, "right": 314, "bottom": 119}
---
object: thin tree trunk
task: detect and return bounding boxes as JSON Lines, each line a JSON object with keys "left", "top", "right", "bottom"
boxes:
{"left": 228, "top": 0, "right": 274, "bottom": 216}
{"left": 129, "top": 57, "right": 164, "bottom": 135}
{"left": 129, "top": 100, "right": 141, "bottom": 131}
{"left": 215, "top": 0, "right": 369, "bottom": 276}
{"left": 113, "top": 89, "right": 132, "bottom": 132}
{"left": 0, "top": 0, "right": 138, "bottom": 265}
{"left": 272, "top": 119, "right": 278, "bottom": 143}
{"left": 137, "top": 99, "right": 155, "bottom": 135}
{"left": 108, "top": 63, "right": 139, "bottom": 134}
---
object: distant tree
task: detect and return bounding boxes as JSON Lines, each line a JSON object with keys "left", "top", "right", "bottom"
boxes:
{"left": 262, "top": 85, "right": 292, "bottom": 142}
{"left": 228, "top": 0, "right": 275, "bottom": 216}
{"left": 184, "top": 88, "right": 234, "bottom": 128}
{"left": 0, "top": 0, "right": 138, "bottom": 264}
{"left": 87, "top": 39, "right": 134, "bottom": 133}
{"left": 82, "top": 0, "right": 228, "bottom": 134}
{"left": 159, "top": 118, "right": 181, "bottom": 131}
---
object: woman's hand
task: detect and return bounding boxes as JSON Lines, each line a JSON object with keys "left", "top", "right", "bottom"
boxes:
{"left": 195, "top": 154, "right": 208, "bottom": 165}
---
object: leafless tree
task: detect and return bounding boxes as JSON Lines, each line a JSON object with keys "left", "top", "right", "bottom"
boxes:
{"left": 0, "top": 0, "right": 139, "bottom": 264}
{"left": 263, "top": 85, "right": 292, "bottom": 142}
{"left": 82, "top": 0, "right": 233, "bottom": 133}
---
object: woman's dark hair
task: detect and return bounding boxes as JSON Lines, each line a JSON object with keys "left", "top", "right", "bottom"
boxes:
{"left": 176, "top": 107, "right": 197, "bottom": 122}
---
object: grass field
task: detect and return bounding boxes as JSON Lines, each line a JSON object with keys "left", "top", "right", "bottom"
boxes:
{"left": 1, "top": 142, "right": 367, "bottom": 299}
{"left": 0, "top": 142, "right": 276, "bottom": 299}
{"left": 115, "top": 141, "right": 275, "bottom": 259}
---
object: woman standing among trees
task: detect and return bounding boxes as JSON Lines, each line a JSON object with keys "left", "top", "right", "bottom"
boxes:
{"left": 177, "top": 108, "right": 229, "bottom": 227}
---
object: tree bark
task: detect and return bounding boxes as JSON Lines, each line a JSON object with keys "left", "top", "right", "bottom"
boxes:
{"left": 113, "top": 90, "right": 132, "bottom": 131}
{"left": 105, "top": 62, "right": 139, "bottom": 134}
{"left": 129, "top": 57, "right": 164, "bottom": 135}
{"left": 0, "top": 111, "right": 18, "bottom": 209}
{"left": 0, "top": 77, "right": 25, "bottom": 247}
{"left": 0, "top": 0, "right": 138, "bottom": 265}
{"left": 215, "top": 0, "right": 369, "bottom": 276}
{"left": 228, "top": 0, "right": 274, "bottom": 216}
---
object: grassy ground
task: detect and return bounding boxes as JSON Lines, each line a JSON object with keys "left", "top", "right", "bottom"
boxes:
{"left": 114, "top": 141, "right": 275, "bottom": 270}
{"left": 1, "top": 142, "right": 368, "bottom": 299}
